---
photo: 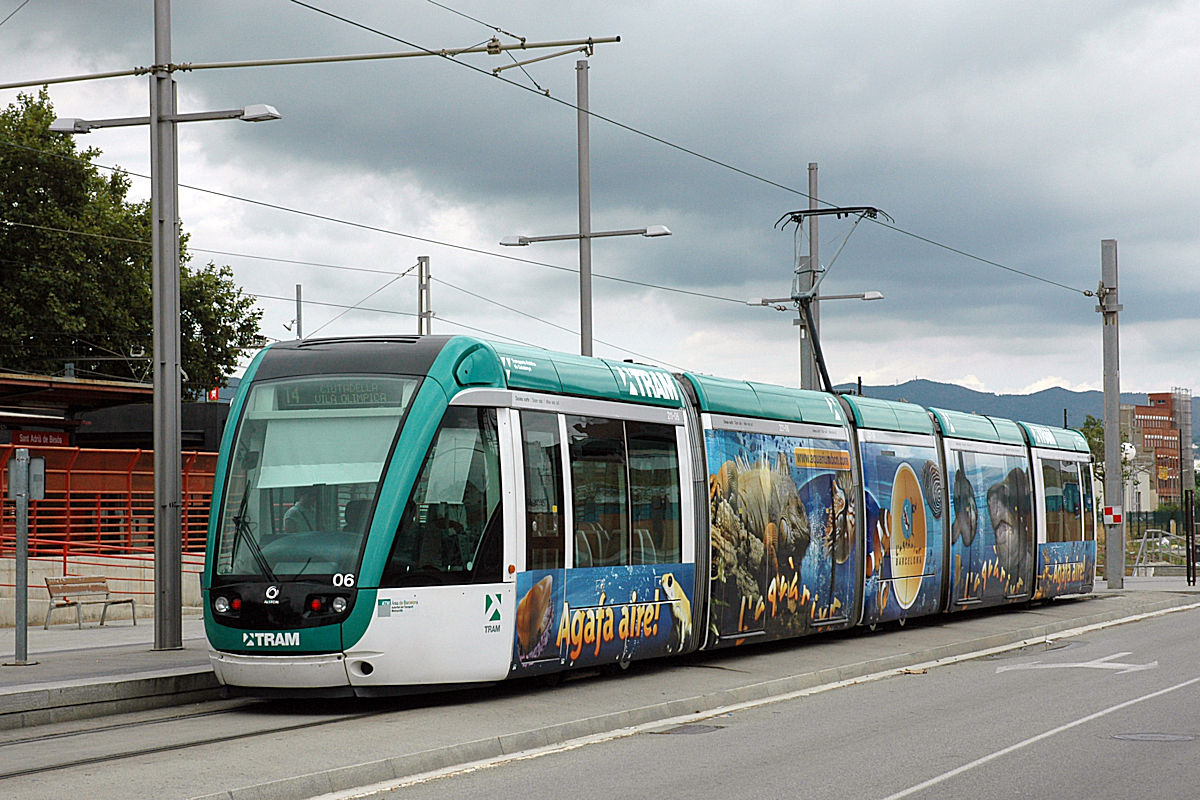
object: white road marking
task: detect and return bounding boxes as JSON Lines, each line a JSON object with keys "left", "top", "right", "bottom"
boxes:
{"left": 995, "top": 651, "right": 1158, "bottom": 674}
{"left": 878, "top": 673, "right": 1200, "bottom": 800}
{"left": 307, "top": 600, "right": 1200, "bottom": 800}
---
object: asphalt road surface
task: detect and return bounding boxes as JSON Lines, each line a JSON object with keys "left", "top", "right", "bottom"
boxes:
{"left": 354, "top": 606, "right": 1200, "bottom": 800}
{"left": 4, "top": 594, "right": 1196, "bottom": 800}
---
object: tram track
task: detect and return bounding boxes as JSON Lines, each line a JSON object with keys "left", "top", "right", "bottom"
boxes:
{"left": 0, "top": 700, "right": 393, "bottom": 781}
{"left": 0, "top": 702, "right": 254, "bottom": 749}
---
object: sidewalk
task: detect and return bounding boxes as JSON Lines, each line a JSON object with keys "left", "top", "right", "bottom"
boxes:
{"left": 1, "top": 577, "right": 1197, "bottom": 733}
{"left": 0, "top": 612, "right": 218, "bottom": 729}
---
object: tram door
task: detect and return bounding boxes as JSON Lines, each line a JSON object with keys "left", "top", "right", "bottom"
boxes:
{"left": 1031, "top": 453, "right": 1096, "bottom": 599}
{"left": 944, "top": 443, "right": 1034, "bottom": 608}
{"left": 512, "top": 411, "right": 567, "bottom": 670}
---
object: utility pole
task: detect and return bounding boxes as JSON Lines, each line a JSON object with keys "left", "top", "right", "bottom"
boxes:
{"left": 576, "top": 59, "right": 593, "bottom": 357}
{"left": 1098, "top": 239, "right": 1124, "bottom": 589}
{"left": 294, "top": 284, "right": 303, "bottom": 339}
{"left": 799, "top": 162, "right": 820, "bottom": 390}
{"left": 151, "top": 0, "right": 183, "bottom": 650}
{"left": 417, "top": 256, "right": 432, "bottom": 335}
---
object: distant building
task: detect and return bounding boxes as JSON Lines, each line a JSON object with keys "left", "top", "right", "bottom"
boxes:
{"left": 1120, "top": 388, "right": 1194, "bottom": 510}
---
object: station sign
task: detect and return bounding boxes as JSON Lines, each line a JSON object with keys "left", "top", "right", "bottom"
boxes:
{"left": 11, "top": 431, "right": 67, "bottom": 447}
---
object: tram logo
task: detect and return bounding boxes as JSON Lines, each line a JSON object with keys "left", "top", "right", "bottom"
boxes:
{"left": 264, "top": 585, "right": 281, "bottom": 605}
{"left": 484, "top": 593, "right": 502, "bottom": 633}
{"left": 613, "top": 366, "right": 680, "bottom": 402}
{"left": 242, "top": 631, "right": 300, "bottom": 647}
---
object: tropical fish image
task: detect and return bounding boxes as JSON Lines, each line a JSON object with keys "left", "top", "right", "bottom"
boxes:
{"left": 660, "top": 572, "right": 692, "bottom": 653}
{"left": 516, "top": 575, "right": 555, "bottom": 661}
{"left": 823, "top": 471, "right": 855, "bottom": 565}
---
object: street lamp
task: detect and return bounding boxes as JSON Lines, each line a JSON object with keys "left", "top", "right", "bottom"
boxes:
{"left": 749, "top": 290, "right": 884, "bottom": 391}
{"left": 49, "top": 37, "right": 280, "bottom": 651}
{"left": 49, "top": 104, "right": 281, "bottom": 133}
{"left": 500, "top": 225, "right": 671, "bottom": 356}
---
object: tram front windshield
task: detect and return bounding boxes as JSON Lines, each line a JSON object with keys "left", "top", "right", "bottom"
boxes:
{"left": 213, "top": 375, "right": 419, "bottom": 580}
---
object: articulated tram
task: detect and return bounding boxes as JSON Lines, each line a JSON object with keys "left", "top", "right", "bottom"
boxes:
{"left": 204, "top": 335, "right": 1096, "bottom": 694}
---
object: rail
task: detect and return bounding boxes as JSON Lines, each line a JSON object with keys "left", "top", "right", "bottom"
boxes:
{"left": 1130, "top": 527, "right": 1191, "bottom": 576}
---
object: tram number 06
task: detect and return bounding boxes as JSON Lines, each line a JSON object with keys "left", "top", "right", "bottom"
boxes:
{"left": 332, "top": 573, "right": 356, "bottom": 588}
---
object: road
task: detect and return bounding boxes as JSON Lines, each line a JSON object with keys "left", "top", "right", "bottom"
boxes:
{"left": 353, "top": 607, "right": 1200, "bottom": 800}
{"left": 2, "top": 595, "right": 1196, "bottom": 800}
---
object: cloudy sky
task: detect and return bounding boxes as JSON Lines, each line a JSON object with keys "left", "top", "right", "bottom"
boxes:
{"left": 2, "top": 0, "right": 1196, "bottom": 395}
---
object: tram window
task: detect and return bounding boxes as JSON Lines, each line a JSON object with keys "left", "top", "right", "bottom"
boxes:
{"left": 1042, "top": 460, "right": 1065, "bottom": 543}
{"left": 1060, "top": 461, "right": 1084, "bottom": 541}
{"left": 567, "top": 416, "right": 628, "bottom": 568}
{"left": 1042, "top": 459, "right": 1085, "bottom": 543}
{"left": 1081, "top": 462, "right": 1096, "bottom": 542}
{"left": 627, "top": 421, "right": 682, "bottom": 564}
{"left": 380, "top": 407, "right": 503, "bottom": 586}
{"left": 521, "top": 411, "right": 565, "bottom": 570}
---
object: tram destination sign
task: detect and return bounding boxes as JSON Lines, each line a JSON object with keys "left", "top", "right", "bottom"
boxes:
{"left": 276, "top": 378, "right": 408, "bottom": 410}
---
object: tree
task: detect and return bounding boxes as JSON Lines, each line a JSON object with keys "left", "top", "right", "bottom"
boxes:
{"left": 0, "top": 89, "right": 262, "bottom": 395}
{"left": 1080, "top": 414, "right": 1108, "bottom": 484}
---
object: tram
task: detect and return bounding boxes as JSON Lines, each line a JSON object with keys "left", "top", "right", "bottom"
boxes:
{"left": 204, "top": 335, "right": 1096, "bottom": 694}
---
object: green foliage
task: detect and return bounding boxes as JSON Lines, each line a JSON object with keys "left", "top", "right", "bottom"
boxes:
{"left": 1080, "top": 414, "right": 1108, "bottom": 483}
{"left": 0, "top": 89, "right": 262, "bottom": 395}
{"left": 1080, "top": 413, "right": 1135, "bottom": 490}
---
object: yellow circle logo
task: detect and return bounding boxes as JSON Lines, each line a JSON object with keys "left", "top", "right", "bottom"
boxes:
{"left": 889, "top": 462, "right": 927, "bottom": 609}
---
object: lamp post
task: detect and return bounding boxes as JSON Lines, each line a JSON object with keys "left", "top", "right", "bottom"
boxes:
{"left": 501, "top": 225, "right": 671, "bottom": 356}
{"left": 749, "top": 290, "right": 884, "bottom": 390}
{"left": 500, "top": 58, "right": 670, "bottom": 358}
{"left": 50, "top": 2, "right": 280, "bottom": 650}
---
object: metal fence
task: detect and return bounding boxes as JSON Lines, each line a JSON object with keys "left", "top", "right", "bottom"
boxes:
{"left": 0, "top": 445, "right": 216, "bottom": 565}
{"left": 1097, "top": 493, "right": 1199, "bottom": 581}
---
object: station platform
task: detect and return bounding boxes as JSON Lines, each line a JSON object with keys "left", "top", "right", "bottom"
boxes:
{"left": 2, "top": 577, "right": 1199, "bottom": 733}
{"left": 0, "top": 612, "right": 218, "bottom": 729}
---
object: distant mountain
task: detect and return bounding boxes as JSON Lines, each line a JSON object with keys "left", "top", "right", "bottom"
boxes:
{"left": 833, "top": 379, "right": 1199, "bottom": 445}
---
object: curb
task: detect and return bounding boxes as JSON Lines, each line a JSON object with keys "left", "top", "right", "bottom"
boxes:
{"left": 0, "top": 667, "right": 225, "bottom": 730}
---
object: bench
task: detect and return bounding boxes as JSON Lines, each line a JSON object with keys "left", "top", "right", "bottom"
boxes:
{"left": 44, "top": 576, "right": 137, "bottom": 629}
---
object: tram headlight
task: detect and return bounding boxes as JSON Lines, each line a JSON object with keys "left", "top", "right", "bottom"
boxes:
{"left": 213, "top": 596, "right": 230, "bottom": 613}
{"left": 213, "top": 594, "right": 240, "bottom": 616}
{"left": 331, "top": 596, "right": 348, "bottom": 614}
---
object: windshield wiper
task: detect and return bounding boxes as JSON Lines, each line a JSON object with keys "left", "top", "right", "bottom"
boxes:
{"left": 289, "top": 556, "right": 313, "bottom": 581}
{"left": 230, "top": 491, "right": 279, "bottom": 583}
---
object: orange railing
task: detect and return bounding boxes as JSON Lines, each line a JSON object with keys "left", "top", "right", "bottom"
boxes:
{"left": 0, "top": 445, "right": 216, "bottom": 569}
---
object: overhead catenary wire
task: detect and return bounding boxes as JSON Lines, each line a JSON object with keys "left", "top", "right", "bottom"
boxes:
{"left": 0, "top": 160, "right": 748, "bottom": 305}
{"left": 0, "top": 0, "right": 31, "bottom": 30}
{"left": 1, "top": 2, "right": 1091, "bottom": 302}
{"left": 0, "top": 210, "right": 711, "bottom": 364}
{"left": 0, "top": 28, "right": 1089, "bottom": 300}
{"left": 250, "top": 288, "right": 687, "bottom": 370}
{"left": 282, "top": 0, "right": 1093, "bottom": 297}
{"left": 304, "top": 262, "right": 419, "bottom": 339}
